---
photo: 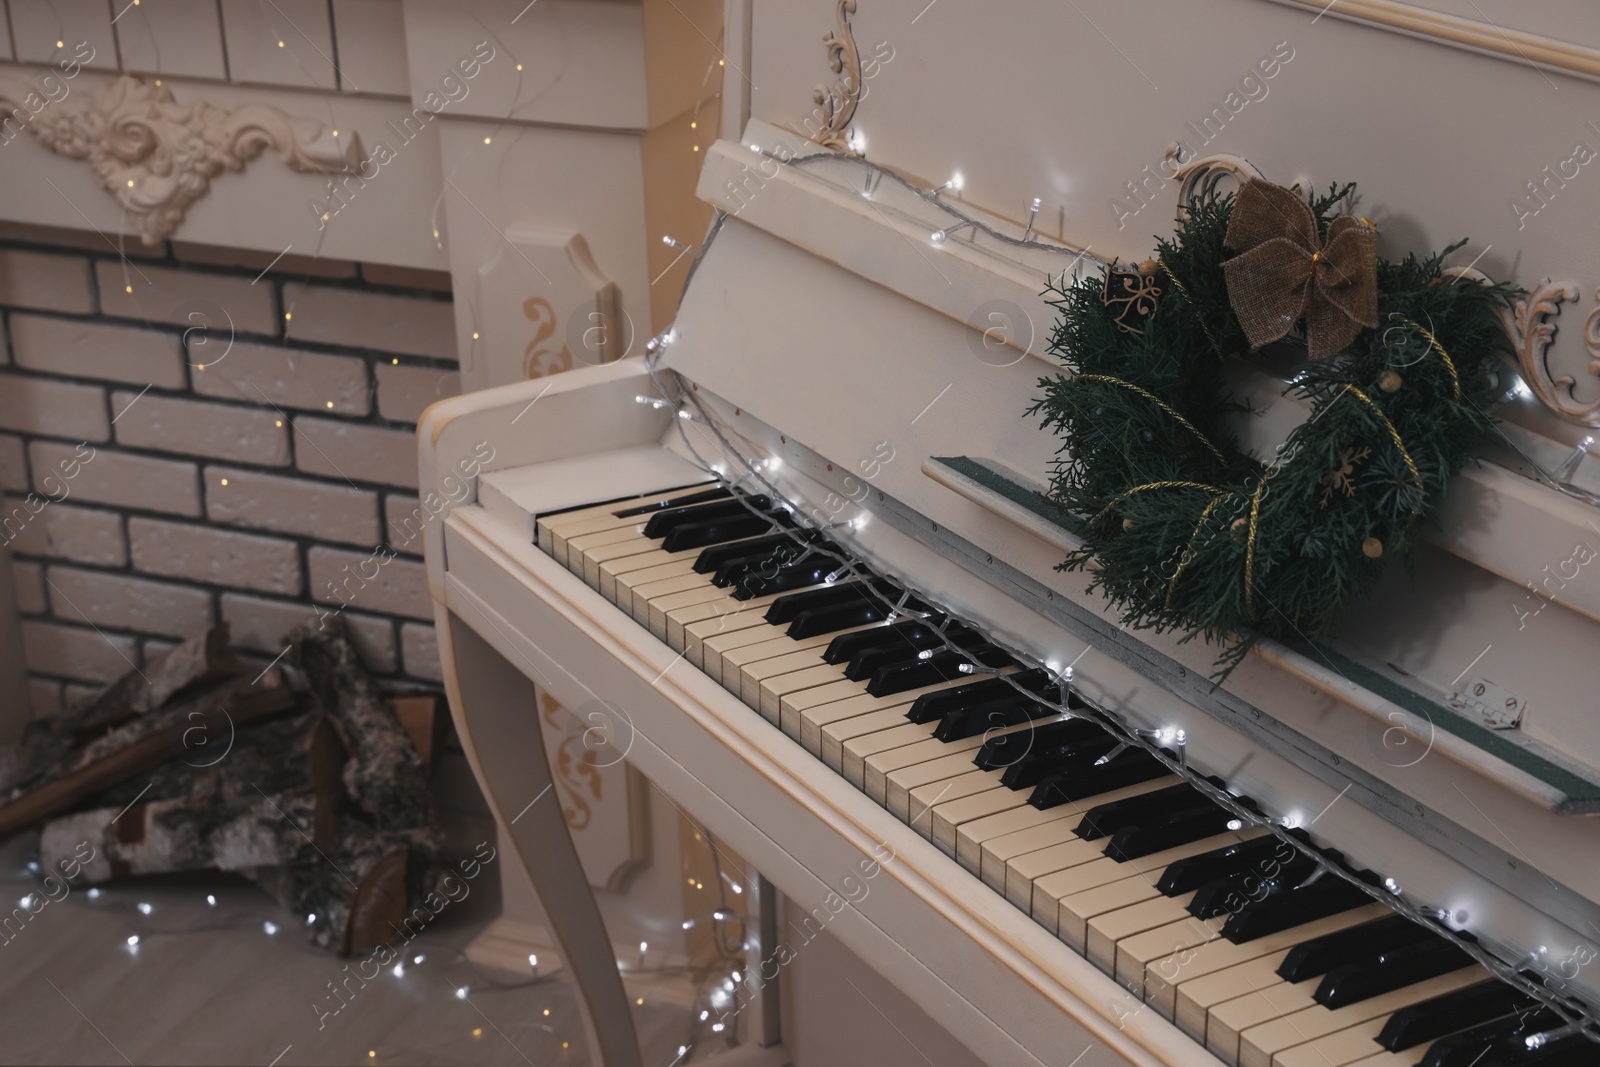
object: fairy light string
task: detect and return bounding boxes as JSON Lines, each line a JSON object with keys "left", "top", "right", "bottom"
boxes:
{"left": 642, "top": 163, "right": 1600, "bottom": 1044}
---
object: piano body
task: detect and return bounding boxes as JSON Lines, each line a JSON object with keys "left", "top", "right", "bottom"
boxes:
{"left": 418, "top": 2, "right": 1600, "bottom": 1064}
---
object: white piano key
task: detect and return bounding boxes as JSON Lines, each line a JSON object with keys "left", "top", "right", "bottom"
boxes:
{"left": 1237, "top": 967, "right": 1483, "bottom": 1067}
{"left": 1144, "top": 905, "right": 1386, "bottom": 1024}
{"left": 978, "top": 778, "right": 1181, "bottom": 894}
{"left": 1205, "top": 972, "right": 1322, "bottom": 1065}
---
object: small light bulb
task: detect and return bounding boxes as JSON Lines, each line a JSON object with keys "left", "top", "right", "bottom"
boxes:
{"left": 331, "top": 130, "right": 338, "bottom": 137}
{"left": 640, "top": 941, "right": 648, "bottom": 953}
{"left": 392, "top": 963, "right": 404, "bottom": 977}
{"left": 516, "top": 64, "right": 523, "bottom": 71}
{"left": 455, "top": 986, "right": 468, "bottom": 999}
{"left": 413, "top": 954, "right": 424, "bottom": 964}
{"left": 126, "top": 179, "right": 134, "bottom": 187}
{"left": 483, "top": 137, "right": 492, "bottom": 145}
{"left": 731, "top": 883, "right": 742, "bottom": 894}
{"left": 18, "top": 895, "right": 32, "bottom": 909}
{"left": 731, "top": 971, "right": 741, "bottom": 982}
{"left": 125, "top": 285, "right": 132, "bottom": 294}
{"left": 472, "top": 331, "right": 479, "bottom": 339}
{"left": 690, "top": 121, "right": 697, "bottom": 129}
{"left": 712, "top": 1023, "right": 725, "bottom": 1033}
{"left": 220, "top": 478, "right": 229, "bottom": 486}
{"left": 1226, "top": 819, "right": 1244, "bottom": 831}
{"left": 543, "top": 1009, "right": 550, "bottom": 1017}
{"left": 55, "top": 40, "right": 64, "bottom": 48}
{"left": 306, "top": 913, "right": 317, "bottom": 924}
{"left": 206, "top": 895, "right": 216, "bottom": 906}
{"left": 917, "top": 649, "right": 934, "bottom": 661}
{"left": 682, "top": 919, "right": 695, "bottom": 929}
{"left": 127, "top": 935, "right": 139, "bottom": 946}
{"left": 528, "top": 954, "right": 538, "bottom": 968}
{"left": 325, "top": 401, "right": 333, "bottom": 408}
{"left": 137, "top": 902, "right": 152, "bottom": 915}
{"left": 636, "top": 997, "right": 644, "bottom": 1005}
{"left": 699, "top": 1011, "right": 709, "bottom": 1021}
{"left": 263, "top": 921, "right": 278, "bottom": 935}
{"left": 1384, "top": 877, "right": 1402, "bottom": 895}
{"left": 284, "top": 312, "right": 292, "bottom": 321}
{"left": 87, "top": 888, "right": 101, "bottom": 900}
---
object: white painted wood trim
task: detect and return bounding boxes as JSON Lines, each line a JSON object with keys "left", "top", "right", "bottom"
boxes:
{"left": 1258, "top": 0, "right": 1600, "bottom": 84}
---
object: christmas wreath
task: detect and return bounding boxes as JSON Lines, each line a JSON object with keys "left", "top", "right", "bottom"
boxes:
{"left": 1033, "top": 177, "right": 1519, "bottom": 677}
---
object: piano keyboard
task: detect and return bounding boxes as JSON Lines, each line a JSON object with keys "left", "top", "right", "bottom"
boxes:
{"left": 537, "top": 482, "right": 1590, "bottom": 1067}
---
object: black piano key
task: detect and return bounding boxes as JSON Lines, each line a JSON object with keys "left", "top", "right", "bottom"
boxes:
{"left": 643, "top": 495, "right": 769, "bottom": 538}
{"left": 905, "top": 668, "right": 1055, "bottom": 724}
{"left": 612, "top": 486, "right": 730, "bottom": 518}
{"left": 1220, "top": 871, "right": 1376, "bottom": 943}
{"left": 787, "top": 600, "right": 890, "bottom": 639}
{"left": 997, "top": 734, "right": 1120, "bottom": 789}
{"left": 1421, "top": 1008, "right": 1561, "bottom": 1067}
{"left": 1315, "top": 935, "right": 1475, "bottom": 1009}
{"left": 1475, "top": 1030, "right": 1597, "bottom": 1067}
{"left": 1104, "top": 801, "right": 1245, "bottom": 861}
{"left": 824, "top": 618, "right": 943, "bottom": 666}
{"left": 1277, "top": 914, "right": 1435, "bottom": 983}
{"left": 765, "top": 579, "right": 886, "bottom": 625}
{"left": 665, "top": 511, "right": 789, "bottom": 555}
{"left": 845, "top": 625, "right": 984, "bottom": 681}
{"left": 865, "top": 644, "right": 1014, "bottom": 697}
{"left": 978, "top": 716, "right": 1105, "bottom": 771}
{"left": 1076, "top": 782, "right": 1209, "bottom": 841}
{"left": 695, "top": 530, "right": 822, "bottom": 574}
{"left": 1028, "top": 747, "right": 1169, "bottom": 809}
{"left": 1379, "top": 978, "right": 1540, "bottom": 1051}
{"left": 1188, "top": 852, "right": 1320, "bottom": 919}
{"left": 933, "top": 696, "right": 1047, "bottom": 743}
{"left": 1157, "top": 834, "right": 1304, "bottom": 897}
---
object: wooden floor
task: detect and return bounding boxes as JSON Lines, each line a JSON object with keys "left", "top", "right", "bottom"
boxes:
{"left": 0, "top": 844, "right": 732, "bottom": 1066}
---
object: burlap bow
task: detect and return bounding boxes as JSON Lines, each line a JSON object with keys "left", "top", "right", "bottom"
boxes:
{"left": 1222, "top": 178, "right": 1378, "bottom": 361}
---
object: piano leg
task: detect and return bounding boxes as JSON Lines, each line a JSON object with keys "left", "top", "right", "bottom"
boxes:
{"left": 439, "top": 609, "right": 644, "bottom": 1067}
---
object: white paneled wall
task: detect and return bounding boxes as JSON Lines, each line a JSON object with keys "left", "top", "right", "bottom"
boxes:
{"left": 114, "top": 0, "right": 228, "bottom": 80}
{"left": 9, "top": 0, "right": 116, "bottom": 69}
{"left": 2, "top": 0, "right": 412, "bottom": 93}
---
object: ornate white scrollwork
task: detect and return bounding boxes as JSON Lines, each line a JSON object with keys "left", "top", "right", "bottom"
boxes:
{"left": 809, "top": 0, "right": 863, "bottom": 154}
{"left": 0, "top": 72, "right": 360, "bottom": 244}
{"left": 1500, "top": 278, "right": 1600, "bottom": 428}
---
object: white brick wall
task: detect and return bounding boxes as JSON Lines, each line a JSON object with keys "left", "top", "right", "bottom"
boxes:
{"left": 220, "top": 592, "right": 396, "bottom": 672}
{"left": 128, "top": 518, "right": 301, "bottom": 596}
{"left": 94, "top": 261, "right": 279, "bottom": 335}
{"left": 10, "top": 314, "right": 186, "bottom": 388}
{"left": 21, "top": 619, "right": 140, "bottom": 682}
{"left": 12, "top": 561, "right": 45, "bottom": 614}
{"left": 1, "top": 236, "right": 455, "bottom": 706}
{"left": 193, "top": 340, "right": 369, "bottom": 415}
{"left": 375, "top": 361, "right": 460, "bottom": 422}
{"left": 308, "top": 546, "right": 430, "bottom": 620}
{"left": 46, "top": 565, "right": 214, "bottom": 638}
{"left": 283, "top": 282, "right": 455, "bottom": 360}
{"left": 0, "top": 378, "right": 110, "bottom": 441}
{"left": 2, "top": 499, "right": 127, "bottom": 565}
{"left": 31, "top": 442, "right": 201, "bottom": 517}
{"left": 112, "top": 391, "right": 291, "bottom": 465}
{"left": 294, "top": 418, "right": 418, "bottom": 489}
{"left": 206, "top": 465, "right": 379, "bottom": 545}
{"left": 0, "top": 435, "right": 26, "bottom": 490}
{"left": 0, "top": 249, "right": 95, "bottom": 314}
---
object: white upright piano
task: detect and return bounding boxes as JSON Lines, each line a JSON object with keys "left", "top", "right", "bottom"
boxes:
{"left": 418, "top": 2, "right": 1600, "bottom": 1064}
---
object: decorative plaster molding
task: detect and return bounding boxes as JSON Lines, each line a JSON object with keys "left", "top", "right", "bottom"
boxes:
{"left": 1504, "top": 278, "right": 1600, "bottom": 428}
{"left": 1257, "top": 0, "right": 1600, "bottom": 86}
{"left": 0, "top": 72, "right": 359, "bottom": 244}
{"left": 808, "top": 0, "right": 863, "bottom": 154}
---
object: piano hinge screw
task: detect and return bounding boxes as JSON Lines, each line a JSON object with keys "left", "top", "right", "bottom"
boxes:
{"left": 985, "top": 554, "right": 993, "bottom": 565}
{"left": 1415, "top": 804, "right": 1425, "bottom": 818}
{"left": 931, "top": 522, "right": 939, "bottom": 532}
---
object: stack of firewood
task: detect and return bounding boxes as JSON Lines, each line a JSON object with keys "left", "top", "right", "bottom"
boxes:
{"left": 0, "top": 619, "right": 450, "bottom": 954}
